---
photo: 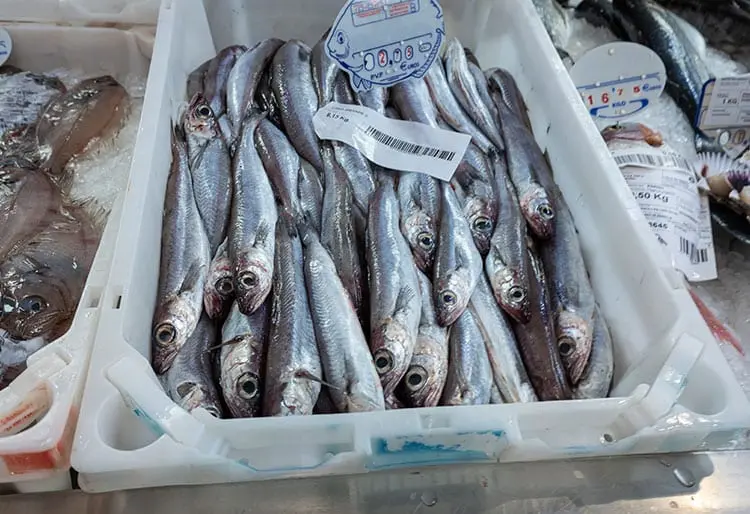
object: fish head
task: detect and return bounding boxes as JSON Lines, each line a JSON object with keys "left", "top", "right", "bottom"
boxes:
{"left": 403, "top": 337, "right": 447, "bottom": 408}
{"left": 174, "top": 380, "right": 222, "bottom": 418}
{"left": 184, "top": 93, "right": 221, "bottom": 141}
{"left": 488, "top": 263, "right": 530, "bottom": 324}
{"left": 327, "top": 29, "right": 351, "bottom": 61}
{"left": 557, "top": 310, "right": 593, "bottom": 385}
{"left": 402, "top": 210, "right": 437, "bottom": 273}
{"left": 203, "top": 255, "right": 234, "bottom": 319}
{"left": 434, "top": 271, "right": 472, "bottom": 326}
{"left": 277, "top": 375, "right": 319, "bottom": 416}
{"left": 234, "top": 249, "right": 273, "bottom": 315}
{"left": 465, "top": 197, "right": 496, "bottom": 255}
{"left": 519, "top": 186, "right": 555, "bottom": 239}
{"left": 221, "top": 342, "right": 263, "bottom": 417}
{"left": 0, "top": 275, "right": 74, "bottom": 341}
{"left": 152, "top": 295, "right": 201, "bottom": 374}
{"left": 371, "top": 320, "right": 412, "bottom": 396}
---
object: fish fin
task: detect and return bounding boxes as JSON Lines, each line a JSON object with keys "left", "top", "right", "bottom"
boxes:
{"left": 394, "top": 284, "right": 417, "bottom": 317}
{"left": 294, "top": 370, "right": 341, "bottom": 391}
{"left": 179, "top": 259, "right": 205, "bottom": 296}
{"left": 253, "top": 220, "right": 272, "bottom": 248}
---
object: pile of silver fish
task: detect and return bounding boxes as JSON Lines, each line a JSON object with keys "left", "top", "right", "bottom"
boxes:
{"left": 0, "top": 66, "right": 130, "bottom": 387}
{"left": 154, "top": 34, "right": 614, "bottom": 418}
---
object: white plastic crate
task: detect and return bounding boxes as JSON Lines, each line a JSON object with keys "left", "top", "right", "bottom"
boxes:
{"left": 71, "top": 0, "right": 750, "bottom": 493}
{"left": 0, "top": 9, "right": 155, "bottom": 493}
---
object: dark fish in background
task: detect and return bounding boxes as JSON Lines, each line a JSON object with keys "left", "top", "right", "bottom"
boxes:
{"left": 0, "top": 70, "right": 65, "bottom": 140}
{"left": 36, "top": 75, "right": 129, "bottom": 180}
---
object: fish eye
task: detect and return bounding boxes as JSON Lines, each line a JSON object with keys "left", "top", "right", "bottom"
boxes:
{"left": 472, "top": 216, "right": 492, "bottom": 233}
{"left": 196, "top": 104, "right": 212, "bottom": 118}
{"left": 373, "top": 349, "right": 393, "bottom": 374}
{"left": 176, "top": 381, "right": 197, "bottom": 399}
{"left": 239, "top": 271, "right": 258, "bottom": 289}
{"left": 19, "top": 295, "right": 46, "bottom": 313}
{"left": 405, "top": 366, "right": 427, "bottom": 392}
{"left": 154, "top": 323, "right": 176, "bottom": 345}
{"left": 538, "top": 204, "right": 554, "bottom": 220}
{"left": 559, "top": 338, "right": 575, "bottom": 357}
{"left": 508, "top": 286, "right": 525, "bottom": 302}
{"left": 417, "top": 231, "right": 434, "bottom": 250}
{"left": 238, "top": 373, "right": 259, "bottom": 400}
{"left": 215, "top": 277, "right": 234, "bottom": 296}
{"left": 441, "top": 290, "right": 457, "bottom": 306}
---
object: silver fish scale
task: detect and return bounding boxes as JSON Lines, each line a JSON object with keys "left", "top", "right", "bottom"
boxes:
{"left": 272, "top": 41, "right": 324, "bottom": 173}
{"left": 264, "top": 219, "right": 321, "bottom": 417}
{"left": 304, "top": 229, "right": 384, "bottom": 413}
{"left": 255, "top": 117, "right": 303, "bottom": 217}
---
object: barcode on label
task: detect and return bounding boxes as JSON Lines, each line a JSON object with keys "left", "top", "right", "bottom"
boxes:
{"left": 614, "top": 152, "right": 692, "bottom": 171}
{"left": 680, "top": 237, "right": 709, "bottom": 264}
{"left": 364, "top": 125, "right": 456, "bottom": 161}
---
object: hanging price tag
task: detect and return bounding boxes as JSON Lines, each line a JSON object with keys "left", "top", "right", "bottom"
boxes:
{"left": 569, "top": 42, "right": 666, "bottom": 120}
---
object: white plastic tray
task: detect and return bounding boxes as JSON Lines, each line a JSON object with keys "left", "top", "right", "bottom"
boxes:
{"left": 0, "top": 23, "right": 153, "bottom": 493}
{"left": 71, "top": 0, "right": 750, "bottom": 493}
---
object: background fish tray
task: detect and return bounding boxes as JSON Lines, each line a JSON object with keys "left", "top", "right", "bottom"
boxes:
{"left": 71, "top": 0, "right": 750, "bottom": 493}
{"left": 0, "top": 2, "right": 156, "bottom": 494}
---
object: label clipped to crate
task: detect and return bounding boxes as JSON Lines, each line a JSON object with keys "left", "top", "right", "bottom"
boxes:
{"left": 0, "top": 28, "right": 11, "bottom": 67}
{"left": 325, "top": 0, "right": 445, "bottom": 91}
{"left": 569, "top": 42, "right": 666, "bottom": 120}
{"left": 313, "top": 102, "right": 470, "bottom": 180}
{"left": 611, "top": 145, "right": 717, "bottom": 281}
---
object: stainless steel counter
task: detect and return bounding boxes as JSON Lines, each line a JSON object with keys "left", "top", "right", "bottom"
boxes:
{"left": 0, "top": 450, "right": 746, "bottom": 513}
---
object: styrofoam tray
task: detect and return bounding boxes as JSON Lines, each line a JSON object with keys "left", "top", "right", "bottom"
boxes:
{"left": 71, "top": 0, "right": 750, "bottom": 493}
{"left": 0, "top": 23, "right": 153, "bottom": 493}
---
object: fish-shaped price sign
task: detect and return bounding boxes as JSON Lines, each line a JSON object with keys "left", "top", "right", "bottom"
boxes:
{"left": 325, "top": 0, "right": 445, "bottom": 92}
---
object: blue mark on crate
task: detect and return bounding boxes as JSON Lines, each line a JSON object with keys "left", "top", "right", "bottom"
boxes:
{"left": 367, "top": 430, "right": 506, "bottom": 470}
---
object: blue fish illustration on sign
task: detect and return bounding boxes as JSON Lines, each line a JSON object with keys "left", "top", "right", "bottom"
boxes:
{"left": 325, "top": 0, "right": 445, "bottom": 92}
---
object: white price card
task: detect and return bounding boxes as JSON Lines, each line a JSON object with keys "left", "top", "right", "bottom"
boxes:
{"left": 570, "top": 42, "right": 666, "bottom": 120}
{"left": 313, "top": 102, "right": 470, "bottom": 180}
{"left": 325, "top": 0, "right": 445, "bottom": 91}
{"left": 698, "top": 75, "right": 750, "bottom": 130}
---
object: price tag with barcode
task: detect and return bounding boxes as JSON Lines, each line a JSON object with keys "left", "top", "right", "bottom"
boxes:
{"left": 313, "top": 101, "right": 470, "bottom": 180}
{"left": 610, "top": 144, "right": 717, "bottom": 281}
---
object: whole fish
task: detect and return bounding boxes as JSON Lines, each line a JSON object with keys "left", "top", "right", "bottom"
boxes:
{"left": 0, "top": 205, "right": 98, "bottom": 342}
{"left": 255, "top": 117, "right": 304, "bottom": 217}
{"left": 398, "top": 171, "right": 440, "bottom": 273}
{"left": 390, "top": 77, "right": 439, "bottom": 127}
{"left": 272, "top": 40, "right": 324, "bottom": 172}
{"left": 471, "top": 275, "right": 537, "bottom": 403}
{"left": 0, "top": 70, "right": 65, "bottom": 139}
{"left": 573, "top": 306, "right": 614, "bottom": 399}
{"left": 226, "top": 39, "right": 284, "bottom": 140}
{"left": 219, "top": 301, "right": 269, "bottom": 418}
{"left": 264, "top": 216, "right": 321, "bottom": 416}
{"left": 152, "top": 128, "right": 211, "bottom": 374}
{"left": 402, "top": 270, "right": 448, "bottom": 408}
{"left": 451, "top": 144, "right": 498, "bottom": 256}
{"left": 0, "top": 168, "right": 62, "bottom": 260}
{"left": 512, "top": 247, "right": 571, "bottom": 401}
{"left": 303, "top": 226, "right": 385, "bottom": 412}
{"left": 444, "top": 39, "right": 505, "bottom": 151}
{"left": 424, "top": 60, "right": 494, "bottom": 154}
{"left": 485, "top": 152, "right": 531, "bottom": 323}
{"left": 298, "top": 157, "right": 324, "bottom": 232}
{"left": 311, "top": 30, "right": 339, "bottom": 107}
{"left": 161, "top": 312, "right": 223, "bottom": 418}
{"left": 441, "top": 307, "right": 493, "bottom": 406}
{"left": 486, "top": 68, "right": 533, "bottom": 134}
{"left": 496, "top": 97, "right": 555, "bottom": 239}
{"left": 356, "top": 86, "right": 389, "bottom": 114}
{"left": 320, "top": 144, "right": 365, "bottom": 316}
{"left": 183, "top": 93, "right": 233, "bottom": 255}
{"left": 204, "top": 45, "right": 246, "bottom": 133}
{"left": 36, "top": 75, "right": 129, "bottom": 179}
{"left": 229, "top": 111, "right": 277, "bottom": 315}
{"left": 535, "top": 168, "right": 596, "bottom": 385}
{"left": 367, "top": 179, "right": 422, "bottom": 398}
{"left": 433, "top": 182, "right": 483, "bottom": 327}
{"left": 203, "top": 238, "right": 234, "bottom": 320}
